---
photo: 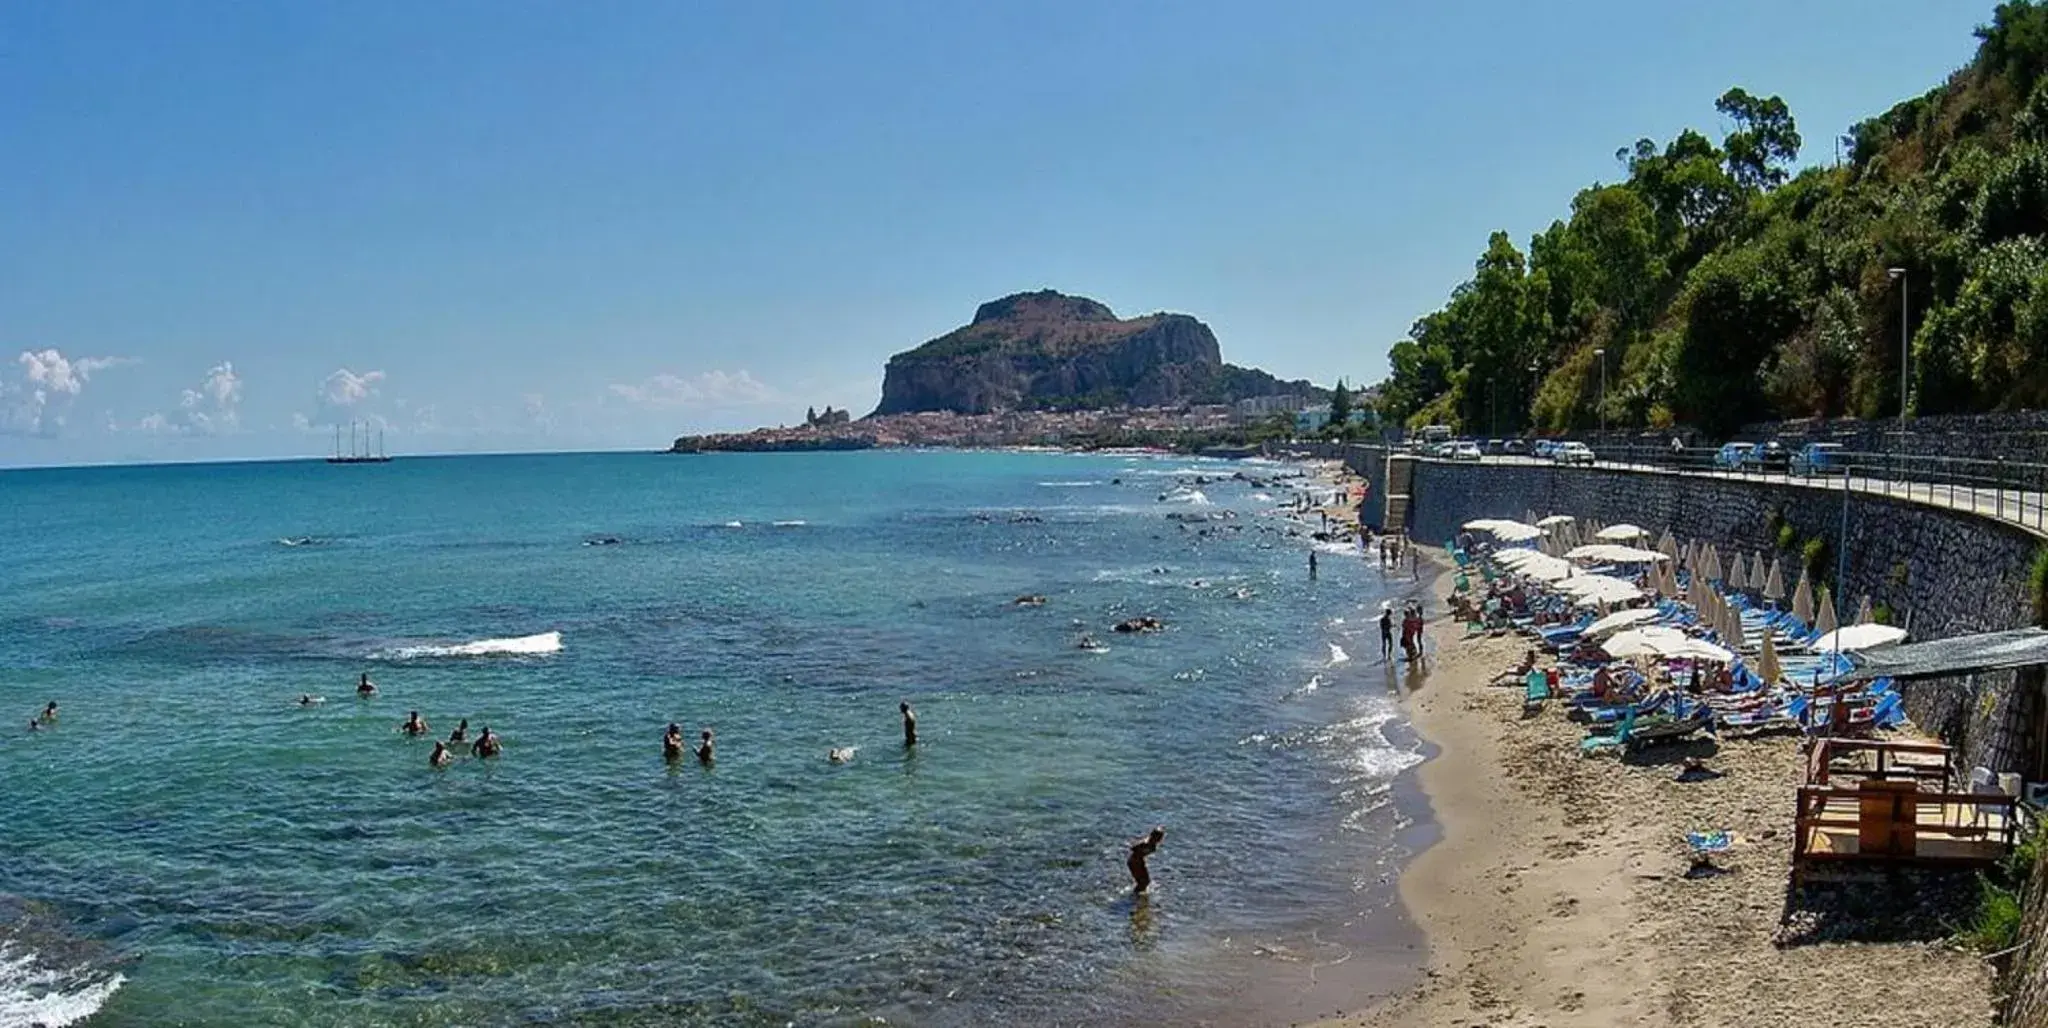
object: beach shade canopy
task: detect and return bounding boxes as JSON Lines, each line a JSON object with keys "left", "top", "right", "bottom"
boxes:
{"left": 1816, "top": 589, "right": 1840, "bottom": 637}
{"left": 1728, "top": 552, "right": 1750, "bottom": 591}
{"left": 1763, "top": 558, "right": 1787, "bottom": 602}
{"left": 1658, "top": 533, "right": 1681, "bottom": 563}
{"left": 1537, "top": 514, "right": 1576, "bottom": 528}
{"left": 1461, "top": 518, "right": 1545, "bottom": 543}
{"left": 1792, "top": 571, "right": 1815, "bottom": 625}
{"left": 1595, "top": 523, "right": 1649, "bottom": 542}
{"left": 1585, "top": 607, "right": 1661, "bottom": 640}
{"left": 1756, "top": 627, "right": 1785, "bottom": 686}
{"left": 1704, "top": 545, "right": 1724, "bottom": 584}
{"left": 1495, "top": 550, "right": 1574, "bottom": 582}
{"left": 1856, "top": 594, "right": 1875, "bottom": 625}
{"left": 1816, "top": 623, "right": 1910, "bottom": 653}
{"left": 1564, "top": 543, "right": 1671, "bottom": 564}
{"left": 1725, "top": 604, "right": 1748, "bottom": 651}
{"left": 1605, "top": 625, "right": 1735, "bottom": 663}
{"left": 1555, "top": 574, "right": 1644, "bottom": 608}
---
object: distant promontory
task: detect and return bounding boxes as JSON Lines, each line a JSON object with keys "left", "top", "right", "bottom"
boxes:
{"left": 873, "top": 290, "right": 1317, "bottom": 415}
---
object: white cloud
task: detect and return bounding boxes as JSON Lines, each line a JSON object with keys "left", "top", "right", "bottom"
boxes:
{"left": 2, "top": 348, "right": 126, "bottom": 437}
{"left": 139, "top": 361, "right": 243, "bottom": 436}
{"left": 322, "top": 368, "right": 384, "bottom": 407}
{"left": 608, "top": 370, "right": 776, "bottom": 409}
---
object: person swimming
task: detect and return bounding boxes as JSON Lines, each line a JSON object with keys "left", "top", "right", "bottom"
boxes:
{"left": 297, "top": 694, "right": 324, "bottom": 707}
{"left": 447, "top": 719, "right": 468, "bottom": 743}
{"left": 25, "top": 719, "right": 38, "bottom": 733}
{"left": 471, "top": 727, "right": 501, "bottom": 758}
{"left": 828, "top": 747, "right": 856, "bottom": 763}
{"left": 694, "top": 729, "right": 715, "bottom": 766}
{"left": 39, "top": 701, "right": 57, "bottom": 724}
{"left": 1127, "top": 826, "right": 1166, "bottom": 894}
{"left": 400, "top": 710, "right": 429, "bottom": 736}
{"left": 356, "top": 673, "right": 377, "bottom": 697}
{"left": 900, "top": 702, "right": 917, "bottom": 747}
{"left": 429, "top": 741, "right": 452, "bottom": 768}
{"left": 663, "top": 722, "right": 685, "bottom": 762}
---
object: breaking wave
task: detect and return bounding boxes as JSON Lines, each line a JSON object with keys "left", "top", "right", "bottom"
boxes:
{"left": 374, "top": 631, "right": 563, "bottom": 660}
{"left": 0, "top": 942, "right": 123, "bottom": 1028}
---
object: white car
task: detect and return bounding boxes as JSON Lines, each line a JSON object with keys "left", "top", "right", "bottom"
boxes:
{"left": 1553, "top": 441, "right": 1595, "bottom": 466}
{"left": 1449, "top": 441, "right": 1483, "bottom": 461}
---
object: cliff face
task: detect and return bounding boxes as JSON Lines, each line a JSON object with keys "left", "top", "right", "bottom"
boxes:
{"left": 873, "top": 290, "right": 1304, "bottom": 415}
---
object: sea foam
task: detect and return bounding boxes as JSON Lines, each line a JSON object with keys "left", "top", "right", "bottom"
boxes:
{"left": 376, "top": 630, "right": 563, "bottom": 660}
{"left": 0, "top": 943, "right": 124, "bottom": 1028}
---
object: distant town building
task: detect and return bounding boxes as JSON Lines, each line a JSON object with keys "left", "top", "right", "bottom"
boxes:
{"left": 1295, "top": 405, "right": 1374, "bottom": 433}
{"left": 1235, "top": 394, "right": 1310, "bottom": 421}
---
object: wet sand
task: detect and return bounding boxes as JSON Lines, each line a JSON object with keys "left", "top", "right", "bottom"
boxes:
{"left": 1322, "top": 549, "right": 1998, "bottom": 1028}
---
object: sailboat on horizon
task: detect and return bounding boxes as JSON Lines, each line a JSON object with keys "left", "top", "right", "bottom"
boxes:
{"left": 326, "top": 420, "right": 393, "bottom": 464}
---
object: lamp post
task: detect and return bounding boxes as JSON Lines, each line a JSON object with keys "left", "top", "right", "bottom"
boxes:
{"left": 1526, "top": 360, "right": 1540, "bottom": 438}
{"left": 1887, "top": 268, "right": 1908, "bottom": 432}
{"left": 1593, "top": 347, "right": 1607, "bottom": 444}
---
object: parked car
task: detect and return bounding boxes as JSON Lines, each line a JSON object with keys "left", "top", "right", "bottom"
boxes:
{"left": 1553, "top": 441, "right": 1595, "bottom": 466}
{"left": 1740, "top": 440, "right": 1790, "bottom": 472}
{"left": 1714, "top": 441, "right": 1752, "bottom": 469}
{"left": 1533, "top": 439, "right": 1559, "bottom": 460}
{"left": 1484, "top": 438, "right": 1505, "bottom": 455}
{"left": 1450, "top": 440, "right": 1484, "bottom": 461}
{"left": 1791, "top": 442, "right": 1846, "bottom": 477}
{"left": 1504, "top": 439, "right": 1530, "bottom": 455}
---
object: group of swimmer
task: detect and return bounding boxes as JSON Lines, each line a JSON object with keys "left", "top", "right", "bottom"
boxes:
{"left": 295, "top": 673, "right": 504, "bottom": 767}
{"left": 24, "top": 701, "right": 57, "bottom": 731}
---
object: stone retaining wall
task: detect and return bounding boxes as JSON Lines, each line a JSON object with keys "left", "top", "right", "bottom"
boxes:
{"left": 1405, "top": 459, "right": 2047, "bottom": 776}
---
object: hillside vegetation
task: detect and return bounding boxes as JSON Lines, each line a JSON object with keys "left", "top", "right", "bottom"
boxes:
{"left": 1376, "top": 1, "right": 2048, "bottom": 438}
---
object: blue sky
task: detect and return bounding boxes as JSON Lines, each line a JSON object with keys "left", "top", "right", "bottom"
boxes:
{"left": 0, "top": 1, "right": 1991, "bottom": 464}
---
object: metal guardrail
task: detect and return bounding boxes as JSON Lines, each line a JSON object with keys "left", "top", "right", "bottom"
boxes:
{"left": 1394, "top": 440, "right": 2048, "bottom": 535}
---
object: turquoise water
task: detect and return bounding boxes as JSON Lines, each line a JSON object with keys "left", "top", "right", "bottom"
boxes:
{"left": 0, "top": 451, "right": 1426, "bottom": 1027}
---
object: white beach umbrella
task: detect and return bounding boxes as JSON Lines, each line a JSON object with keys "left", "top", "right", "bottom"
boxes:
{"left": 1725, "top": 604, "right": 1747, "bottom": 651}
{"left": 1596, "top": 523, "right": 1648, "bottom": 542}
{"left": 1856, "top": 594, "right": 1875, "bottom": 625}
{"left": 1537, "top": 514, "right": 1575, "bottom": 528}
{"left": 1658, "top": 533, "right": 1680, "bottom": 563}
{"left": 1815, "top": 588, "right": 1839, "bottom": 638}
{"left": 1815, "top": 623, "right": 1908, "bottom": 653}
{"left": 1763, "top": 558, "right": 1787, "bottom": 602}
{"left": 1727, "top": 552, "right": 1749, "bottom": 591}
{"left": 1792, "top": 570, "right": 1815, "bottom": 626}
{"left": 1586, "top": 607, "right": 1661, "bottom": 640}
{"left": 1705, "top": 544, "right": 1724, "bottom": 584}
{"left": 1756, "top": 628, "right": 1784, "bottom": 686}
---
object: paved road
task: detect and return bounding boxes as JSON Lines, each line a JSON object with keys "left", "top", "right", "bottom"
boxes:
{"left": 1435, "top": 453, "right": 2048, "bottom": 538}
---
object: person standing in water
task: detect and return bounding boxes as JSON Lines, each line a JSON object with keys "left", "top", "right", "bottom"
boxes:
{"left": 900, "top": 702, "right": 917, "bottom": 747}
{"left": 39, "top": 701, "right": 58, "bottom": 724}
{"left": 694, "top": 729, "right": 715, "bottom": 766}
{"left": 429, "top": 741, "right": 452, "bottom": 768}
{"left": 447, "top": 719, "right": 468, "bottom": 744}
{"left": 663, "top": 722, "right": 685, "bottom": 762}
{"left": 471, "top": 727, "right": 501, "bottom": 758}
{"left": 400, "top": 711, "right": 429, "bottom": 736}
{"left": 1127, "top": 826, "right": 1166, "bottom": 894}
{"left": 1308, "top": 550, "right": 1319, "bottom": 578}
{"left": 356, "top": 673, "right": 377, "bottom": 697}
{"left": 1379, "top": 602, "right": 1395, "bottom": 660}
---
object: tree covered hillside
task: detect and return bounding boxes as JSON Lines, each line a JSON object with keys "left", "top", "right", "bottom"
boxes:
{"left": 1376, "top": 1, "right": 2048, "bottom": 437}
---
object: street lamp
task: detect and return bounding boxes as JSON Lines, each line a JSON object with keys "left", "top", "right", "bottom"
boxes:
{"left": 1888, "top": 267, "right": 1908, "bottom": 434}
{"left": 1593, "top": 347, "right": 1607, "bottom": 441}
{"left": 1526, "top": 360, "right": 1540, "bottom": 436}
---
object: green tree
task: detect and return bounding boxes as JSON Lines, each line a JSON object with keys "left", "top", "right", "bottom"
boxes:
{"left": 1329, "top": 379, "right": 1353, "bottom": 428}
{"left": 1717, "top": 87, "right": 1802, "bottom": 191}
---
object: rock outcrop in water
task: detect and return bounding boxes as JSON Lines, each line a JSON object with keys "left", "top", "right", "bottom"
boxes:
{"left": 871, "top": 290, "right": 1317, "bottom": 415}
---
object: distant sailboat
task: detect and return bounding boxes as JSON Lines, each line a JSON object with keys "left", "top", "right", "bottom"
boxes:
{"left": 326, "top": 420, "right": 393, "bottom": 464}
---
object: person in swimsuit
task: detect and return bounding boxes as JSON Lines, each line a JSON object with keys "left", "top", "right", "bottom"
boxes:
{"left": 39, "top": 702, "right": 57, "bottom": 724}
{"left": 400, "top": 711, "right": 428, "bottom": 736}
{"left": 663, "top": 722, "right": 685, "bottom": 762}
{"left": 1308, "top": 550, "right": 1319, "bottom": 578}
{"left": 448, "top": 719, "right": 468, "bottom": 744}
{"left": 900, "top": 702, "right": 917, "bottom": 747}
{"left": 694, "top": 729, "right": 715, "bottom": 766}
{"left": 298, "top": 694, "right": 322, "bottom": 707}
{"left": 471, "top": 727, "right": 501, "bottom": 758}
{"left": 357, "top": 673, "right": 377, "bottom": 697}
{"left": 429, "top": 741, "right": 453, "bottom": 768}
{"left": 1378, "top": 602, "right": 1395, "bottom": 660}
{"left": 1127, "top": 827, "right": 1166, "bottom": 894}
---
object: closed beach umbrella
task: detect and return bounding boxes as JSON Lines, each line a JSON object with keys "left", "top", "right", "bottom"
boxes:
{"left": 1756, "top": 628, "right": 1784, "bottom": 686}
{"left": 1856, "top": 594, "right": 1875, "bottom": 625}
{"left": 1726, "top": 604, "right": 1748, "bottom": 652}
{"left": 1659, "top": 532, "right": 1680, "bottom": 563}
{"left": 1792, "top": 571, "right": 1815, "bottom": 626}
{"left": 1728, "top": 552, "right": 1750, "bottom": 592}
{"left": 1816, "top": 588, "right": 1839, "bottom": 638}
{"left": 1763, "top": 558, "right": 1786, "bottom": 602}
{"left": 1707, "top": 544, "right": 1724, "bottom": 584}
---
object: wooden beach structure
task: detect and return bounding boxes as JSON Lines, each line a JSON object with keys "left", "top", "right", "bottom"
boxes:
{"left": 1793, "top": 738, "right": 2017, "bottom": 878}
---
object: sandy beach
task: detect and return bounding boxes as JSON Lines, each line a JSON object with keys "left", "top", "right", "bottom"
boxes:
{"left": 1328, "top": 549, "right": 1999, "bottom": 1028}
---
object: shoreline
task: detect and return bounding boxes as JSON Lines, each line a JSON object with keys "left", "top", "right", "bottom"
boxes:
{"left": 1318, "top": 548, "right": 1999, "bottom": 1028}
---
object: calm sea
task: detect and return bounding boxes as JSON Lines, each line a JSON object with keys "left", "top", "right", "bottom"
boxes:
{"left": 0, "top": 450, "right": 1427, "bottom": 1027}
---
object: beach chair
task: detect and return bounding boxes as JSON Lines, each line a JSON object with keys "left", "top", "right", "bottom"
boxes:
{"left": 1523, "top": 669, "right": 1550, "bottom": 714}
{"left": 1581, "top": 707, "right": 1637, "bottom": 756}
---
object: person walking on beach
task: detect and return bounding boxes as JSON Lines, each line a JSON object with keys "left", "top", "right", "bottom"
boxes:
{"left": 1379, "top": 602, "right": 1395, "bottom": 660}
{"left": 400, "top": 710, "right": 429, "bottom": 736}
{"left": 356, "top": 673, "right": 377, "bottom": 698}
{"left": 695, "top": 729, "right": 716, "bottom": 766}
{"left": 900, "top": 702, "right": 917, "bottom": 747}
{"left": 1127, "top": 826, "right": 1166, "bottom": 894}
{"left": 663, "top": 722, "right": 685, "bottom": 762}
